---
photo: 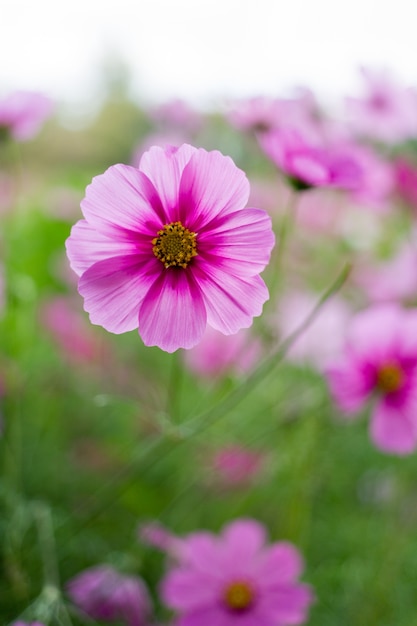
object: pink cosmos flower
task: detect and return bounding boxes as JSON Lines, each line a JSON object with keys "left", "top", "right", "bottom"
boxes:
{"left": 326, "top": 304, "right": 417, "bottom": 455}
{"left": 0, "top": 91, "right": 53, "bottom": 141}
{"left": 161, "top": 518, "right": 314, "bottom": 626}
{"left": 346, "top": 67, "right": 417, "bottom": 143}
{"left": 66, "top": 144, "right": 274, "bottom": 353}
{"left": 66, "top": 564, "right": 151, "bottom": 626}
{"left": 259, "top": 127, "right": 362, "bottom": 191}
{"left": 183, "top": 326, "right": 262, "bottom": 378}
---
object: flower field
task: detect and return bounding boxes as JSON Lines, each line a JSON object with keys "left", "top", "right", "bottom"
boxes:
{"left": 2, "top": 69, "right": 417, "bottom": 625}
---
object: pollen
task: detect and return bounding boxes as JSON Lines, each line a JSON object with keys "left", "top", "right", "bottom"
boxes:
{"left": 223, "top": 581, "right": 254, "bottom": 611}
{"left": 152, "top": 221, "right": 198, "bottom": 269}
{"left": 376, "top": 363, "right": 404, "bottom": 394}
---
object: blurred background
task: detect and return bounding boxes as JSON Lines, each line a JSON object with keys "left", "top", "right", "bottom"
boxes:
{"left": 2, "top": 1, "right": 417, "bottom": 625}
{"left": 2, "top": 0, "right": 417, "bottom": 111}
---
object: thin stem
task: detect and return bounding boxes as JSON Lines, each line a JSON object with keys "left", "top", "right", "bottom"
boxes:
{"left": 184, "top": 261, "right": 352, "bottom": 435}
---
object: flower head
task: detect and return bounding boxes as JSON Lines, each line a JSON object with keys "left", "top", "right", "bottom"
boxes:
{"left": 160, "top": 518, "right": 314, "bottom": 626}
{"left": 0, "top": 91, "right": 53, "bottom": 142}
{"left": 66, "top": 144, "right": 274, "bottom": 352}
{"left": 259, "top": 127, "right": 363, "bottom": 191}
{"left": 326, "top": 305, "right": 417, "bottom": 455}
{"left": 66, "top": 564, "right": 151, "bottom": 626}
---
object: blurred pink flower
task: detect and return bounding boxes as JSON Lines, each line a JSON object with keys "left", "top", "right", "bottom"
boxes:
{"left": 0, "top": 91, "right": 53, "bottom": 141}
{"left": 355, "top": 244, "right": 417, "bottom": 303}
{"left": 66, "top": 565, "right": 151, "bottom": 626}
{"left": 40, "top": 297, "right": 104, "bottom": 364}
{"left": 207, "top": 445, "right": 265, "bottom": 487}
{"left": 259, "top": 127, "right": 363, "bottom": 191}
{"left": 161, "top": 518, "right": 314, "bottom": 626}
{"left": 326, "top": 304, "right": 417, "bottom": 455}
{"left": 346, "top": 67, "right": 417, "bottom": 143}
{"left": 66, "top": 144, "right": 274, "bottom": 353}
{"left": 183, "top": 326, "right": 262, "bottom": 378}
{"left": 276, "top": 291, "right": 352, "bottom": 369}
{"left": 394, "top": 157, "right": 417, "bottom": 210}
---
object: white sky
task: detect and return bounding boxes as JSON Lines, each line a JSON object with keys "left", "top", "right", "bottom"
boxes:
{"left": 2, "top": 0, "right": 417, "bottom": 109}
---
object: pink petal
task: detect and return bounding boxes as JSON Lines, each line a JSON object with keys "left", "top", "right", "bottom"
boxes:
{"left": 259, "top": 584, "right": 314, "bottom": 625}
{"left": 289, "top": 153, "right": 329, "bottom": 185}
{"left": 66, "top": 220, "right": 139, "bottom": 277}
{"left": 178, "top": 149, "right": 250, "bottom": 230}
{"left": 197, "top": 209, "right": 275, "bottom": 276}
{"left": 346, "top": 305, "right": 403, "bottom": 361}
{"left": 370, "top": 400, "right": 417, "bottom": 455}
{"left": 221, "top": 519, "right": 266, "bottom": 570}
{"left": 326, "top": 358, "right": 374, "bottom": 414}
{"left": 181, "top": 533, "right": 224, "bottom": 576}
{"left": 255, "top": 542, "right": 304, "bottom": 584}
{"left": 78, "top": 255, "right": 160, "bottom": 333}
{"left": 138, "top": 269, "right": 207, "bottom": 352}
{"left": 192, "top": 262, "right": 269, "bottom": 334}
{"left": 81, "top": 164, "right": 165, "bottom": 239}
{"left": 139, "top": 144, "right": 197, "bottom": 219}
{"left": 178, "top": 607, "right": 234, "bottom": 626}
{"left": 161, "top": 569, "right": 220, "bottom": 610}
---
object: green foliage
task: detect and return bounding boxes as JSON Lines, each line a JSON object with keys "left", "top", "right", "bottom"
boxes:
{"left": 1, "top": 93, "right": 417, "bottom": 626}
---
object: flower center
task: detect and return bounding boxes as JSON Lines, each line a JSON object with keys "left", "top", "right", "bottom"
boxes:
{"left": 152, "top": 221, "right": 198, "bottom": 269}
{"left": 223, "top": 581, "right": 254, "bottom": 612}
{"left": 376, "top": 363, "right": 404, "bottom": 394}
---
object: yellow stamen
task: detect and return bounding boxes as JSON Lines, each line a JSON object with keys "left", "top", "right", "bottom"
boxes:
{"left": 376, "top": 363, "right": 404, "bottom": 394}
{"left": 223, "top": 581, "right": 254, "bottom": 611}
{"left": 152, "top": 221, "right": 197, "bottom": 269}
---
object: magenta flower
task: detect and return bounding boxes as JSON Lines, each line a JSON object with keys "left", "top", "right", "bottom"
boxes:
{"left": 161, "top": 518, "right": 314, "bottom": 626}
{"left": 326, "top": 305, "right": 417, "bottom": 455}
{"left": 259, "top": 127, "right": 362, "bottom": 191}
{"left": 0, "top": 91, "right": 53, "bottom": 141}
{"left": 66, "top": 144, "right": 274, "bottom": 352}
{"left": 66, "top": 565, "right": 151, "bottom": 626}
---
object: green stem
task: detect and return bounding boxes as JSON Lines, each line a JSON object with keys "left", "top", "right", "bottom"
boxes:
{"left": 185, "top": 261, "right": 352, "bottom": 435}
